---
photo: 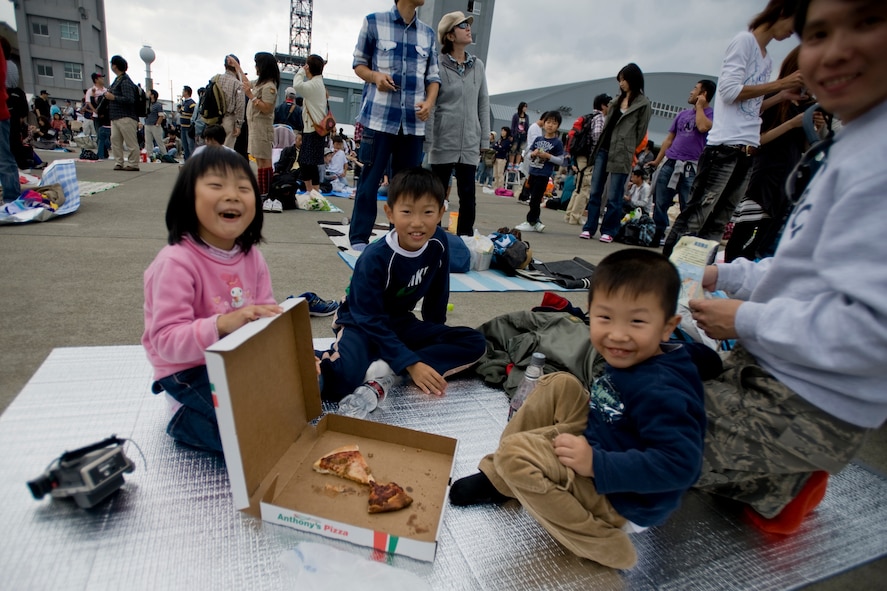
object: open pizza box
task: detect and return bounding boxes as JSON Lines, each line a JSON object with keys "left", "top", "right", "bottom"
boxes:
{"left": 205, "top": 297, "right": 457, "bottom": 562}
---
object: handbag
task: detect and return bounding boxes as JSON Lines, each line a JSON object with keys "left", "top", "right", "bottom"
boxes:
{"left": 309, "top": 102, "right": 336, "bottom": 137}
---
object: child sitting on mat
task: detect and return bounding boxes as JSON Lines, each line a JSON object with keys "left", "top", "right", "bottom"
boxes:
{"left": 142, "top": 148, "right": 282, "bottom": 452}
{"left": 450, "top": 249, "right": 707, "bottom": 569}
{"left": 317, "top": 167, "right": 485, "bottom": 403}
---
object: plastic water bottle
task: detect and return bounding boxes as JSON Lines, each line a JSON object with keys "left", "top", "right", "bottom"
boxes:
{"left": 337, "top": 375, "right": 399, "bottom": 419}
{"left": 508, "top": 352, "right": 546, "bottom": 421}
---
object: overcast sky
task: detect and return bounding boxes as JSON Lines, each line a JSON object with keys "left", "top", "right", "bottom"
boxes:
{"left": 2, "top": 0, "right": 798, "bottom": 102}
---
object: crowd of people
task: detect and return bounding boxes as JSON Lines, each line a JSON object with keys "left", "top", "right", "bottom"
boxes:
{"left": 5, "top": 0, "right": 885, "bottom": 574}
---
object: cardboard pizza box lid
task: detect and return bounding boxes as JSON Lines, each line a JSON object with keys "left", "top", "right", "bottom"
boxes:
{"left": 206, "top": 297, "right": 321, "bottom": 511}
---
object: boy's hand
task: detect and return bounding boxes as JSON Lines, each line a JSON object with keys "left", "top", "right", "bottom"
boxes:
{"left": 553, "top": 434, "right": 594, "bottom": 477}
{"left": 406, "top": 362, "right": 447, "bottom": 396}
{"left": 217, "top": 304, "right": 283, "bottom": 337}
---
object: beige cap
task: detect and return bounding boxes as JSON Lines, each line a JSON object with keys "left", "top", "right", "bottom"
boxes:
{"left": 437, "top": 11, "right": 473, "bottom": 46}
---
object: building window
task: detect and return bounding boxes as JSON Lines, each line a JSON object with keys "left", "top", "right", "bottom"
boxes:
{"left": 60, "top": 21, "right": 80, "bottom": 41}
{"left": 31, "top": 21, "right": 49, "bottom": 36}
{"left": 468, "top": 1, "right": 482, "bottom": 16}
{"left": 37, "top": 64, "right": 53, "bottom": 78}
{"left": 64, "top": 63, "right": 83, "bottom": 81}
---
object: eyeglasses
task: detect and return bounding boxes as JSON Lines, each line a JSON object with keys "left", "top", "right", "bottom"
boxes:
{"left": 454, "top": 22, "right": 471, "bottom": 30}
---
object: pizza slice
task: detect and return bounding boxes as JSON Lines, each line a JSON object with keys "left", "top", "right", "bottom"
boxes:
{"left": 312, "top": 444, "right": 375, "bottom": 485}
{"left": 368, "top": 481, "right": 413, "bottom": 514}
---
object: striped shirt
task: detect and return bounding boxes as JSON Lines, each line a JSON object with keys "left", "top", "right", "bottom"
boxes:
{"left": 352, "top": 5, "right": 440, "bottom": 136}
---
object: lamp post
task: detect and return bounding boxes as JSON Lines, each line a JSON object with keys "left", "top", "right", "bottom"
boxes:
{"left": 139, "top": 45, "right": 156, "bottom": 94}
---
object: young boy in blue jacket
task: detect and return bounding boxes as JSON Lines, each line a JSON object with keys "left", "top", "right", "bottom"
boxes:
{"left": 450, "top": 248, "right": 707, "bottom": 569}
{"left": 318, "top": 167, "right": 485, "bottom": 400}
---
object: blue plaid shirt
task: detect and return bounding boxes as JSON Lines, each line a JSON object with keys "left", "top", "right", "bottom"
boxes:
{"left": 352, "top": 4, "right": 440, "bottom": 136}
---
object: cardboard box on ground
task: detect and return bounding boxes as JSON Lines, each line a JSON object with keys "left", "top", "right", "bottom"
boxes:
{"left": 205, "top": 298, "right": 456, "bottom": 562}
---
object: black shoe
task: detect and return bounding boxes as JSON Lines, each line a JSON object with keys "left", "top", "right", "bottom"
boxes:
{"left": 449, "top": 472, "right": 508, "bottom": 506}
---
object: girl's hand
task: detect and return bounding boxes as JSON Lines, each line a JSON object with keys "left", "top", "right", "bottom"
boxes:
{"left": 553, "top": 434, "right": 594, "bottom": 477}
{"left": 406, "top": 362, "right": 447, "bottom": 396}
{"left": 217, "top": 304, "right": 283, "bottom": 337}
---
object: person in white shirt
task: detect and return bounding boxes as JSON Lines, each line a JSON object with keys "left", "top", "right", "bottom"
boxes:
{"left": 663, "top": 0, "right": 804, "bottom": 256}
{"left": 623, "top": 168, "right": 652, "bottom": 216}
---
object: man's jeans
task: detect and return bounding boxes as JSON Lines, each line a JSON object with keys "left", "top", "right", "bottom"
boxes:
{"left": 348, "top": 128, "right": 424, "bottom": 247}
{"left": 96, "top": 126, "right": 111, "bottom": 159}
{"left": 0, "top": 118, "right": 21, "bottom": 202}
{"left": 181, "top": 129, "right": 196, "bottom": 160}
{"left": 652, "top": 158, "right": 696, "bottom": 238}
{"left": 663, "top": 145, "right": 752, "bottom": 256}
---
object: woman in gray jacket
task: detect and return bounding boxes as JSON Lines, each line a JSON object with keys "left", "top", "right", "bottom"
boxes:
{"left": 427, "top": 11, "right": 490, "bottom": 236}
{"left": 580, "top": 63, "right": 651, "bottom": 243}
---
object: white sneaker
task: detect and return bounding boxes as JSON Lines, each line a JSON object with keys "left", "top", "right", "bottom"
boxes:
{"left": 271, "top": 199, "right": 283, "bottom": 213}
{"left": 514, "top": 221, "right": 545, "bottom": 232}
{"left": 262, "top": 199, "right": 272, "bottom": 212}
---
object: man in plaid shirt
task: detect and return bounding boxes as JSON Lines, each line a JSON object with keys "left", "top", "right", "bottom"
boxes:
{"left": 348, "top": 0, "right": 441, "bottom": 251}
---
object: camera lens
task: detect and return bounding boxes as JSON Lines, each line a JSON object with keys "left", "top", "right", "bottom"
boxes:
{"left": 27, "top": 474, "right": 55, "bottom": 499}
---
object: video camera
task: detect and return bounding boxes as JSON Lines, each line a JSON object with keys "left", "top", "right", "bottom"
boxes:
{"left": 28, "top": 435, "right": 135, "bottom": 508}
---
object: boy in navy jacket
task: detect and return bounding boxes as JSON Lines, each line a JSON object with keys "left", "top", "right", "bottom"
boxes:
{"left": 450, "top": 249, "right": 706, "bottom": 569}
{"left": 318, "top": 167, "right": 485, "bottom": 400}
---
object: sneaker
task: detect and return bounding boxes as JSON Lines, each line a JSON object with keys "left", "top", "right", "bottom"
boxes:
{"left": 298, "top": 292, "right": 340, "bottom": 317}
{"left": 262, "top": 199, "right": 273, "bottom": 212}
{"left": 113, "top": 164, "right": 124, "bottom": 171}
{"left": 579, "top": 231, "right": 591, "bottom": 239}
{"left": 532, "top": 221, "right": 545, "bottom": 232}
{"left": 513, "top": 221, "right": 536, "bottom": 232}
{"left": 599, "top": 234, "right": 614, "bottom": 243}
{"left": 351, "top": 242, "right": 368, "bottom": 253}
{"left": 123, "top": 165, "right": 140, "bottom": 171}
{"left": 270, "top": 199, "right": 283, "bottom": 213}
{"left": 449, "top": 472, "right": 508, "bottom": 506}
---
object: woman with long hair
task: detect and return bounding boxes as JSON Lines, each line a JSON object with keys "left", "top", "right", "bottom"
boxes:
{"left": 241, "top": 52, "right": 280, "bottom": 196}
{"left": 427, "top": 11, "right": 490, "bottom": 236}
{"left": 292, "top": 54, "right": 328, "bottom": 194}
{"left": 509, "top": 101, "right": 529, "bottom": 168}
{"left": 725, "top": 46, "right": 819, "bottom": 261}
{"left": 579, "top": 63, "right": 651, "bottom": 243}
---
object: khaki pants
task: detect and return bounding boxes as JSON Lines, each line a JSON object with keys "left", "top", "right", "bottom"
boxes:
{"left": 565, "top": 155, "right": 593, "bottom": 224}
{"left": 221, "top": 114, "right": 239, "bottom": 148}
{"left": 695, "top": 345, "right": 868, "bottom": 517}
{"left": 493, "top": 158, "right": 507, "bottom": 190}
{"left": 479, "top": 372, "right": 636, "bottom": 569}
{"left": 110, "top": 117, "right": 139, "bottom": 168}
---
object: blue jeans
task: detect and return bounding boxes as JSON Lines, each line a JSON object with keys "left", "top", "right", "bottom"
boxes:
{"left": 580, "top": 150, "right": 627, "bottom": 237}
{"left": 181, "top": 128, "right": 196, "bottom": 160}
{"left": 153, "top": 365, "right": 222, "bottom": 453}
{"left": 97, "top": 126, "right": 111, "bottom": 160}
{"left": 652, "top": 158, "right": 696, "bottom": 238}
{"left": 349, "top": 128, "right": 424, "bottom": 246}
{"left": 663, "top": 145, "right": 752, "bottom": 256}
{"left": 0, "top": 118, "right": 21, "bottom": 202}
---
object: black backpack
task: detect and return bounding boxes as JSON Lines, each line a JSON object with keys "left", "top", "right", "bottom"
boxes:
{"left": 198, "top": 75, "right": 226, "bottom": 126}
{"left": 267, "top": 172, "right": 302, "bottom": 210}
{"left": 569, "top": 112, "right": 601, "bottom": 158}
{"left": 136, "top": 85, "right": 150, "bottom": 118}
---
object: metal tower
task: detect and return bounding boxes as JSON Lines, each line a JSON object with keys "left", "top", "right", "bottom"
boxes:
{"left": 290, "top": 0, "right": 313, "bottom": 61}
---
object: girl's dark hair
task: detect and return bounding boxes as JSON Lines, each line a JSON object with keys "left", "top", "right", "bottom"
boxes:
{"left": 306, "top": 54, "right": 325, "bottom": 77}
{"left": 110, "top": 55, "right": 128, "bottom": 72}
{"left": 770, "top": 46, "right": 804, "bottom": 129}
{"left": 750, "top": 0, "right": 799, "bottom": 30}
{"left": 517, "top": 101, "right": 527, "bottom": 115}
{"left": 165, "top": 148, "right": 264, "bottom": 252}
{"left": 588, "top": 248, "right": 680, "bottom": 319}
{"left": 387, "top": 167, "right": 446, "bottom": 208}
{"left": 501, "top": 126, "right": 511, "bottom": 136}
{"left": 254, "top": 52, "right": 281, "bottom": 87}
{"left": 617, "top": 63, "right": 645, "bottom": 106}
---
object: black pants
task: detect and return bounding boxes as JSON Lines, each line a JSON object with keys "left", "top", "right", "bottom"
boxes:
{"left": 431, "top": 162, "right": 477, "bottom": 236}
